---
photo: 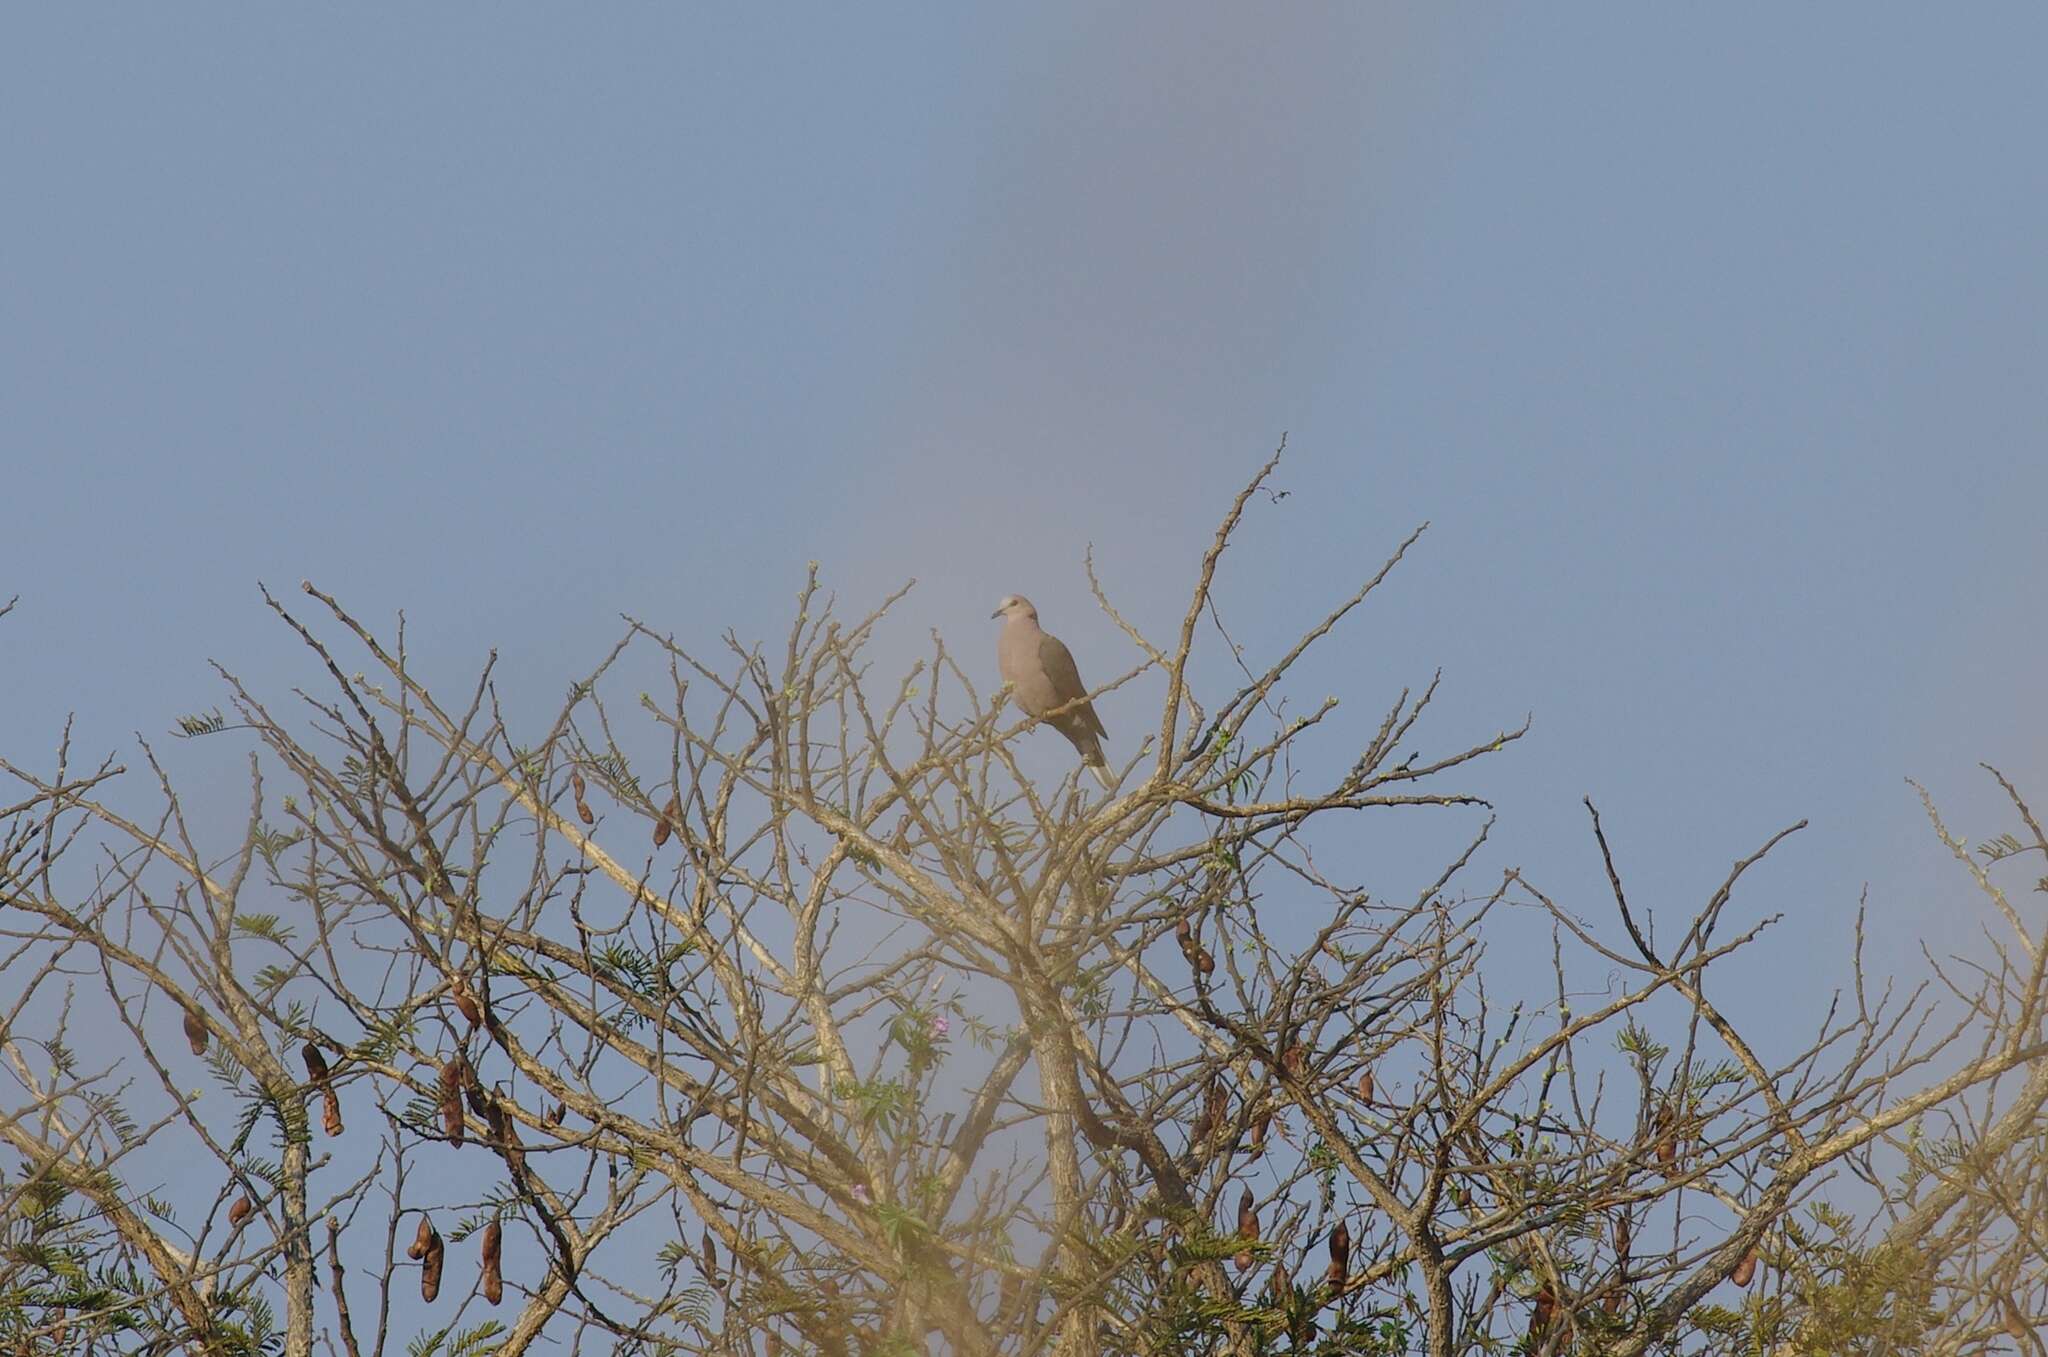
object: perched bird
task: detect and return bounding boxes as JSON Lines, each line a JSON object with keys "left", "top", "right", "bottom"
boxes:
{"left": 992, "top": 594, "right": 1112, "bottom": 789}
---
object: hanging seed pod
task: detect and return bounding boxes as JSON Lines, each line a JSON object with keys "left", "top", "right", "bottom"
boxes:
{"left": 183, "top": 1008, "right": 209, "bottom": 1056}
{"left": 576, "top": 799, "right": 594, "bottom": 825}
{"left": 305, "top": 1044, "right": 339, "bottom": 1133}
{"left": 654, "top": 796, "right": 679, "bottom": 847}
{"left": 493, "top": 1101, "right": 528, "bottom": 1178}
{"left": 1248, "top": 1107, "right": 1272, "bottom": 1155}
{"left": 1531, "top": 1285, "right": 1556, "bottom": 1332}
{"left": 229, "top": 1193, "right": 254, "bottom": 1227}
{"left": 544, "top": 1101, "right": 564, "bottom": 1128}
{"left": 1731, "top": 1248, "right": 1758, "bottom": 1288}
{"left": 481, "top": 1220, "right": 503, "bottom": 1305}
{"left": 1602, "top": 1289, "right": 1623, "bottom": 1317}
{"left": 1195, "top": 946, "right": 1215, "bottom": 976}
{"left": 420, "top": 1223, "right": 445, "bottom": 1302}
{"left": 1234, "top": 1188, "right": 1258, "bottom": 1272}
{"left": 571, "top": 771, "right": 587, "bottom": 801}
{"left": 1280, "top": 1035, "right": 1307, "bottom": 1078}
{"left": 439, "top": 1057, "right": 467, "bottom": 1144}
{"left": 408, "top": 1217, "right": 434, "bottom": 1261}
{"left": 1190, "top": 1081, "right": 1220, "bottom": 1145}
{"left": 1613, "top": 1215, "right": 1632, "bottom": 1262}
{"left": 702, "top": 1229, "right": 722, "bottom": 1290}
{"left": 440, "top": 1085, "right": 464, "bottom": 1144}
{"left": 1325, "top": 1218, "right": 1351, "bottom": 1292}
{"left": 451, "top": 978, "right": 481, "bottom": 1028}
{"left": 1650, "top": 1101, "right": 1678, "bottom": 1170}
{"left": 1266, "top": 1267, "right": 1287, "bottom": 1309}
{"left": 1355, "top": 1068, "right": 1375, "bottom": 1104}
{"left": 465, "top": 1080, "right": 490, "bottom": 1119}
{"left": 1203, "top": 1080, "right": 1230, "bottom": 1139}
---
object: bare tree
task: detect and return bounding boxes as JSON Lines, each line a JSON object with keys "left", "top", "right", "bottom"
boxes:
{"left": 1, "top": 457, "right": 2042, "bottom": 1356}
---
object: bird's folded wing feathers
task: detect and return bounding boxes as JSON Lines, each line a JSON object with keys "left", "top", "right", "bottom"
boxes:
{"left": 1039, "top": 634, "right": 1107, "bottom": 740}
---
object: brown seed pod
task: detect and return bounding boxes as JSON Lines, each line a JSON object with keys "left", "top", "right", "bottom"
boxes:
{"left": 1280, "top": 1040, "right": 1307, "bottom": 1078}
{"left": 229, "top": 1194, "right": 253, "bottom": 1227}
{"left": 1325, "top": 1218, "right": 1351, "bottom": 1292}
{"left": 571, "top": 771, "right": 587, "bottom": 801}
{"left": 1650, "top": 1101, "right": 1679, "bottom": 1171}
{"left": 440, "top": 1084, "right": 464, "bottom": 1144}
{"left": 321, "top": 1086, "right": 344, "bottom": 1137}
{"left": 1190, "top": 1078, "right": 1220, "bottom": 1144}
{"left": 439, "top": 1053, "right": 467, "bottom": 1092}
{"left": 1356, "top": 1068, "right": 1375, "bottom": 1104}
{"left": 1196, "top": 946, "right": 1215, "bottom": 976}
{"left": 1266, "top": 1268, "right": 1287, "bottom": 1309}
{"left": 544, "top": 1101, "right": 564, "bottom": 1128}
{"left": 1248, "top": 1107, "right": 1272, "bottom": 1155}
{"left": 492, "top": 1102, "right": 528, "bottom": 1177}
{"left": 182, "top": 1008, "right": 209, "bottom": 1056}
{"left": 1613, "top": 1215, "right": 1632, "bottom": 1261}
{"left": 702, "top": 1228, "right": 721, "bottom": 1289}
{"left": 408, "top": 1217, "right": 434, "bottom": 1261}
{"left": 576, "top": 799, "right": 594, "bottom": 826}
{"left": 1731, "top": 1247, "right": 1758, "bottom": 1288}
{"left": 1235, "top": 1188, "right": 1258, "bottom": 1271}
{"left": 481, "top": 1220, "right": 503, "bottom": 1305}
{"left": 441, "top": 1058, "right": 473, "bottom": 1141}
{"left": 1531, "top": 1285, "right": 1556, "bottom": 1332}
{"left": 465, "top": 1080, "right": 490, "bottom": 1119}
{"left": 451, "top": 978, "right": 482, "bottom": 1028}
{"left": 1203, "top": 1080, "right": 1230, "bottom": 1134}
{"left": 302, "top": 1043, "right": 331, "bottom": 1088}
{"left": 420, "top": 1224, "right": 445, "bottom": 1302}
{"left": 1602, "top": 1289, "right": 1623, "bottom": 1317}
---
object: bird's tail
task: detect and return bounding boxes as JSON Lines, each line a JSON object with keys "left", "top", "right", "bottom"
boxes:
{"left": 1080, "top": 738, "right": 1115, "bottom": 792}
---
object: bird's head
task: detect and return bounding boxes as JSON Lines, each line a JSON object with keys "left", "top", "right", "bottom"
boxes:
{"left": 991, "top": 594, "right": 1038, "bottom": 622}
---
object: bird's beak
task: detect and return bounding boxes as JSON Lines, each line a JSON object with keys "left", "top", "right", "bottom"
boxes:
{"left": 990, "top": 607, "right": 1004, "bottom": 619}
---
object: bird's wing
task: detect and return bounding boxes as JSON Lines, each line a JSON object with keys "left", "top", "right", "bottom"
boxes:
{"left": 1038, "top": 634, "right": 1107, "bottom": 740}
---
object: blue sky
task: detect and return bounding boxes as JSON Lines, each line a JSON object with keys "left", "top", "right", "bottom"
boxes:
{"left": 3, "top": 0, "right": 2044, "bottom": 1327}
